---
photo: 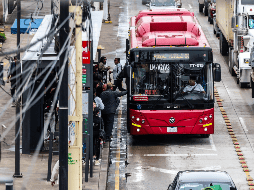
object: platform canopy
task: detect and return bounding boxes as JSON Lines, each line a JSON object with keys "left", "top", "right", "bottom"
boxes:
{"left": 11, "top": 18, "right": 43, "bottom": 34}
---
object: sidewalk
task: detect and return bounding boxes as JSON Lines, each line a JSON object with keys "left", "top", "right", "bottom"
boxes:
{"left": 82, "top": 0, "right": 125, "bottom": 189}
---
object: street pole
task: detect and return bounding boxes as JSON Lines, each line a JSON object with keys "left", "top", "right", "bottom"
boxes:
{"left": 68, "top": 6, "right": 83, "bottom": 190}
{"left": 89, "top": 40, "right": 93, "bottom": 177}
{"left": 13, "top": 0, "right": 22, "bottom": 178}
{"left": 59, "top": 0, "right": 69, "bottom": 189}
{"left": 51, "top": 0, "right": 54, "bottom": 14}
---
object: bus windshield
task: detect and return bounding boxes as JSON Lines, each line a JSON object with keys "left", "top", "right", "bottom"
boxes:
{"left": 132, "top": 62, "right": 214, "bottom": 103}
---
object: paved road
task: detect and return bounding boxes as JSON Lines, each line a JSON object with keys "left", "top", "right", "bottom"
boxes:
{"left": 106, "top": 0, "right": 254, "bottom": 189}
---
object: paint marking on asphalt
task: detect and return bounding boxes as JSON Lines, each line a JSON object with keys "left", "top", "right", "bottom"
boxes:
{"left": 143, "top": 154, "right": 217, "bottom": 157}
{"left": 209, "top": 135, "right": 217, "bottom": 151}
{"left": 148, "top": 167, "right": 178, "bottom": 175}
{"left": 239, "top": 117, "right": 248, "bottom": 132}
{"left": 115, "top": 100, "right": 122, "bottom": 190}
{"left": 200, "top": 166, "right": 221, "bottom": 170}
{"left": 188, "top": 4, "right": 192, "bottom": 9}
{"left": 144, "top": 165, "right": 221, "bottom": 175}
{"left": 180, "top": 146, "right": 214, "bottom": 151}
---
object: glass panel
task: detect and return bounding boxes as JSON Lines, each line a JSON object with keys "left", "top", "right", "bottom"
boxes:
{"left": 173, "top": 63, "right": 210, "bottom": 102}
{"left": 132, "top": 62, "right": 213, "bottom": 102}
{"left": 242, "top": 0, "right": 254, "bottom": 5}
{"left": 133, "top": 63, "right": 171, "bottom": 96}
{"left": 179, "top": 182, "right": 232, "bottom": 190}
{"left": 150, "top": 0, "right": 176, "bottom": 6}
{"left": 249, "top": 15, "right": 254, "bottom": 29}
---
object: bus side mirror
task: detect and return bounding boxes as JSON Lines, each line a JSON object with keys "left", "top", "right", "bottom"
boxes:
{"left": 230, "top": 187, "right": 237, "bottom": 190}
{"left": 214, "top": 63, "right": 221, "bottom": 82}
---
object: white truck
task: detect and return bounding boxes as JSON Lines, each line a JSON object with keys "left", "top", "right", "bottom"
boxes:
{"left": 213, "top": 0, "right": 254, "bottom": 90}
{"left": 198, "top": 0, "right": 211, "bottom": 16}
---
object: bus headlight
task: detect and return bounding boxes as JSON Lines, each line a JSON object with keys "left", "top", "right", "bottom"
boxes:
{"left": 142, "top": 120, "right": 145, "bottom": 124}
{"left": 209, "top": 115, "right": 212, "bottom": 119}
{"left": 204, "top": 117, "right": 208, "bottom": 121}
{"left": 136, "top": 118, "right": 140, "bottom": 121}
{"left": 199, "top": 119, "right": 203, "bottom": 123}
{"left": 137, "top": 128, "right": 140, "bottom": 132}
{"left": 132, "top": 116, "right": 135, "bottom": 119}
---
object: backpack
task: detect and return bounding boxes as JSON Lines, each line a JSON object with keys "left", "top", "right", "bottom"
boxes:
{"left": 116, "top": 65, "right": 124, "bottom": 81}
{"left": 8, "top": 61, "right": 16, "bottom": 78}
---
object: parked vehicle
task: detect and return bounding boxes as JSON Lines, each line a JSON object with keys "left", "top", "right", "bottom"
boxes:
{"left": 125, "top": 9, "right": 221, "bottom": 137}
{"left": 148, "top": 0, "right": 182, "bottom": 9}
{"left": 142, "top": 0, "right": 150, "bottom": 5}
{"left": 213, "top": 0, "right": 254, "bottom": 90}
{"left": 167, "top": 170, "right": 237, "bottom": 190}
{"left": 198, "top": 0, "right": 211, "bottom": 16}
{"left": 208, "top": 0, "right": 216, "bottom": 24}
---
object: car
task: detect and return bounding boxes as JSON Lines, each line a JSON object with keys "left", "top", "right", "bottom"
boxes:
{"left": 142, "top": 0, "right": 150, "bottom": 5}
{"left": 148, "top": 0, "right": 182, "bottom": 9}
{"left": 167, "top": 170, "right": 237, "bottom": 190}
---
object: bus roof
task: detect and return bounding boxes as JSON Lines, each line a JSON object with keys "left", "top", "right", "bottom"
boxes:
{"left": 130, "top": 9, "right": 209, "bottom": 49}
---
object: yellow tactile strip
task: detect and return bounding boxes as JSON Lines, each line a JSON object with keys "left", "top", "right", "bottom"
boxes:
{"left": 214, "top": 87, "right": 253, "bottom": 189}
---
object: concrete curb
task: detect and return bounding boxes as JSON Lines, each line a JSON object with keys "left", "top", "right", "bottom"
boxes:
{"left": 98, "top": 142, "right": 110, "bottom": 190}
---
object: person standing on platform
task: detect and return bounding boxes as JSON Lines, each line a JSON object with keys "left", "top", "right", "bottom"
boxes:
{"left": 110, "top": 58, "right": 126, "bottom": 91}
{"left": 8, "top": 56, "right": 17, "bottom": 107}
{"left": 98, "top": 56, "right": 110, "bottom": 83}
{"left": 100, "top": 83, "right": 127, "bottom": 142}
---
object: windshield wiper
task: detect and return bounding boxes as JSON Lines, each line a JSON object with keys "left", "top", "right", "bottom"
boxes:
{"left": 180, "top": 93, "right": 194, "bottom": 109}
{"left": 149, "top": 88, "right": 169, "bottom": 109}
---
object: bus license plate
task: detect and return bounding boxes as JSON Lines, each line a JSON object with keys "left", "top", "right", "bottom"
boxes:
{"left": 167, "top": 127, "right": 177, "bottom": 132}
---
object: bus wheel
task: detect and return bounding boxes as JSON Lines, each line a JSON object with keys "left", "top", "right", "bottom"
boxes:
{"left": 200, "top": 134, "right": 210, "bottom": 138}
{"left": 127, "top": 125, "right": 130, "bottom": 133}
{"left": 204, "top": 7, "right": 208, "bottom": 16}
{"left": 199, "top": 3, "right": 204, "bottom": 13}
{"left": 210, "top": 17, "right": 213, "bottom": 24}
{"left": 132, "top": 135, "right": 139, "bottom": 141}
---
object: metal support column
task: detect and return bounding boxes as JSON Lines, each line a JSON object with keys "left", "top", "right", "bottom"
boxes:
{"left": 59, "top": 0, "right": 69, "bottom": 189}
{"left": 89, "top": 40, "right": 93, "bottom": 177}
{"left": 13, "top": 0, "right": 22, "bottom": 178}
{"left": 68, "top": 6, "right": 83, "bottom": 190}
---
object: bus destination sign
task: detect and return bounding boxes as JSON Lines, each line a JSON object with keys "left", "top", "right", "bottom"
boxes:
{"left": 154, "top": 53, "right": 189, "bottom": 60}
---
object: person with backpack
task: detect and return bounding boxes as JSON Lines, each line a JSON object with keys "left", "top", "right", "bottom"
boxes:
{"left": 8, "top": 56, "right": 17, "bottom": 106}
{"left": 111, "top": 58, "right": 126, "bottom": 91}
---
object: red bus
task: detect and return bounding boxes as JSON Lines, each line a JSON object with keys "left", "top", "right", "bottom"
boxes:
{"left": 125, "top": 9, "right": 221, "bottom": 137}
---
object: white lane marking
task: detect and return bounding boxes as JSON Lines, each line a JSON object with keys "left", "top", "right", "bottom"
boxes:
{"left": 188, "top": 4, "right": 192, "bottom": 9}
{"left": 144, "top": 154, "right": 217, "bottom": 157}
{"left": 181, "top": 146, "right": 214, "bottom": 151}
{"left": 209, "top": 135, "right": 217, "bottom": 151}
{"left": 139, "top": 166, "right": 221, "bottom": 175}
{"left": 239, "top": 117, "right": 248, "bottom": 132}
{"left": 148, "top": 167, "right": 178, "bottom": 175}
{"left": 200, "top": 166, "right": 221, "bottom": 170}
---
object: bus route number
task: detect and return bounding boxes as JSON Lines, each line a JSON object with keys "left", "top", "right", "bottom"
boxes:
{"left": 190, "top": 64, "right": 204, "bottom": 68}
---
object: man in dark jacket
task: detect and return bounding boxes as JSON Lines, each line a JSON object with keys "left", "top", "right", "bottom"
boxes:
{"left": 8, "top": 56, "right": 17, "bottom": 106}
{"left": 100, "top": 83, "right": 127, "bottom": 141}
